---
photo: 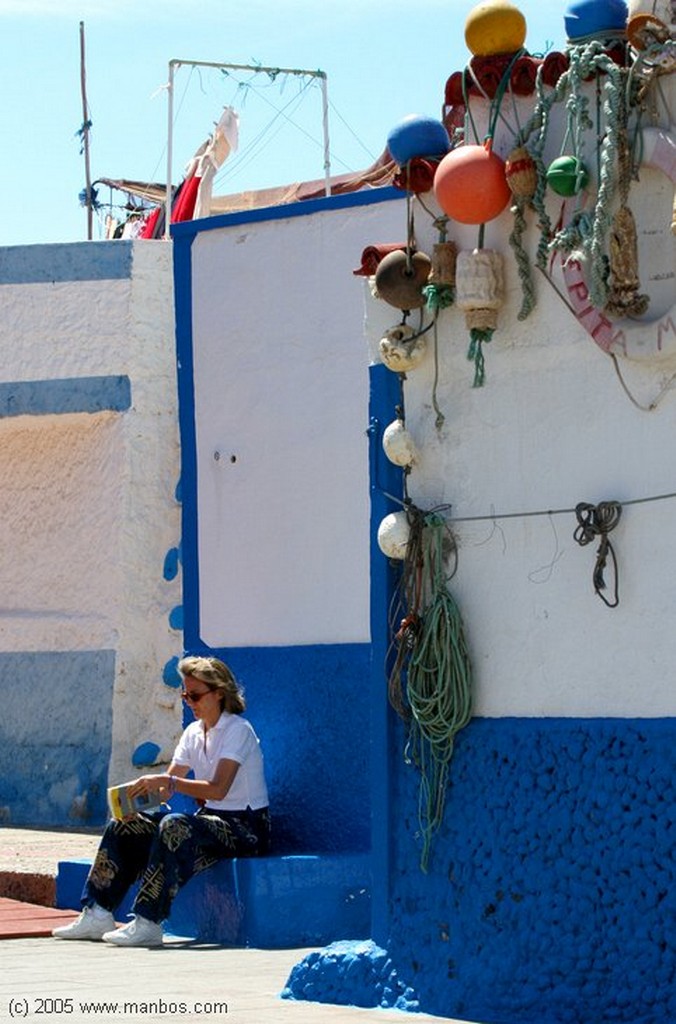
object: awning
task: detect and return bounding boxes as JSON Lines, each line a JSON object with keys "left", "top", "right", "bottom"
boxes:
{"left": 95, "top": 150, "right": 397, "bottom": 221}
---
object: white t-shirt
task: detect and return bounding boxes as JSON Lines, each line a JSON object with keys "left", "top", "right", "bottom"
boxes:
{"left": 172, "top": 712, "right": 269, "bottom": 811}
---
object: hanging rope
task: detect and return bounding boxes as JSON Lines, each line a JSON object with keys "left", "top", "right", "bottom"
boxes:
{"left": 430, "top": 318, "right": 445, "bottom": 431}
{"left": 573, "top": 500, "right": 622, "bottom": 607}
{"left": 387, "top": 504, "right": 425, "bottom": 720}
{"left": 467, "top": 319, "right": 495, "bottom": 388}
{"left": 604, "top": 93, "right": 650, "bottom": 319}
{"left": 508, "top": 190, "right": 537, "bottom": 322}
{"left": 388, "top": 507, "right": 473, "bottom": 872}
{"left": 519, "top": 40, "right": 627, "bottom": 306}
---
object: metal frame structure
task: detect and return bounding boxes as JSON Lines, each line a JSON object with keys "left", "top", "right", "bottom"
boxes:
{"left": 165, "top": 59, "right": 331, "bottom": 238}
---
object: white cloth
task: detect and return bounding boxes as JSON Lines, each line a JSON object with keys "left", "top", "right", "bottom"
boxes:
{"left": 172, "top": 711, "right": 268, "bottom": 811}
{"left": 193, "top": 106, "right": 240, "bottom": 220}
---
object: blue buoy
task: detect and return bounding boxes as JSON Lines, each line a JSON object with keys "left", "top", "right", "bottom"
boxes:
{"left": 386, "top": 115, "right": 450, "bottom": 166}
{"left": 564, "top": 0, "right": 628, "bottom": 40}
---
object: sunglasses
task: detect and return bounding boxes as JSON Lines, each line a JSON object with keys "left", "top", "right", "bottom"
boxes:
{"left": 181, "top": 688, "right": 215, "bottom": 703}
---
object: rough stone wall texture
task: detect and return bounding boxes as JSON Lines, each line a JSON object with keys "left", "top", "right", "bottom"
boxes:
{"left": 388, "top": 718, "right": 675, "bottom": 1024}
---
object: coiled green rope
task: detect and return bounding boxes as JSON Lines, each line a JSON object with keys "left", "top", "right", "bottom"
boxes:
{"left": 402, "top": 512, "right": 473, "bottom": 872}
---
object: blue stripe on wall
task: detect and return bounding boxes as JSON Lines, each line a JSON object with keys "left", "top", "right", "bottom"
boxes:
{"left": 0, "top": 375, "right": 131, "bottom": 417}
{"left": 367, "top": 363, "right": 405, "bottom": 947}
{"left": 0, "top": 241, "right": 133, "bottom": 285}
{"left": 172, "top": 228, "right": 200, "bottom": 644}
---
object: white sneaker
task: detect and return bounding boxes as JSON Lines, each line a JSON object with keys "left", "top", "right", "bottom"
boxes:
{"left": 102, "top": 915, "right": 164, "bottom": 948}
{"left": 52, "top": 905, "right": 116, "bottom": 941}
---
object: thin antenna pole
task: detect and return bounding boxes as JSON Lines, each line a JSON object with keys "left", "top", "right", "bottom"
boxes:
{"left": 319, "top": 72, "right": 331, "bottom": 197}
{"left": 165, "top": 61, "right": 175, "bottom": 240}
{"left": 79, "top": 21, "right": 93, "bottom": 241}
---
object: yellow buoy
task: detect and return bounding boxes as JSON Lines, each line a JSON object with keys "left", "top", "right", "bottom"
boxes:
{"left": 465, "top": 1, "right": 527, "bottom": 57}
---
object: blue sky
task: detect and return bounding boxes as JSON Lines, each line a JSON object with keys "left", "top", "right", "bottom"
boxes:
{"left": 0, "top": 0, "right": 564, "bottom": 246}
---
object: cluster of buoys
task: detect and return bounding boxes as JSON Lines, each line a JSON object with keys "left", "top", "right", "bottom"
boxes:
{"left": 385, "top": 0, "right": 673, "bottom": 216}
{"left": 373, "top": 0, "right": 675, "bottom": 557}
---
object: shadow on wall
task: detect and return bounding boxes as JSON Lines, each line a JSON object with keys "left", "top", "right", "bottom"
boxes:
{"left": 184, "top": 644, "right": 372, "bottom": 855}
{"left": 0, "top": 649, "right": 115, "bottom": 826}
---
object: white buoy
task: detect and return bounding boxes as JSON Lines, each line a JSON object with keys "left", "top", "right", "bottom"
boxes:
{"left": 377, "top": 511, "right": 411, "bottom": 559}
{"left": 379, "top": 325, "right": 428, "bottom": 372}
{"left": 382, "top": 418, "right": 418, "bottom": 467}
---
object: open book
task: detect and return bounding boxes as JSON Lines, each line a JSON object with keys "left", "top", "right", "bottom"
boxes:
{"left": 107, "top": 781, "right": 163, "bottom": 820}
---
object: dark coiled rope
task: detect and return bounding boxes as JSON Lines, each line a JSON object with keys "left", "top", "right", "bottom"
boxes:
{"left": 573, "top": 501, "right": 623, "bottom": 608}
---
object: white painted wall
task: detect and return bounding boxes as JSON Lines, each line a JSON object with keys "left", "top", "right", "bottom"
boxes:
{"left": 190, "top": 203, "right": 393, "bottom": 648}
{"left": 365, "top": 82, "right": 676, "bottom": 719}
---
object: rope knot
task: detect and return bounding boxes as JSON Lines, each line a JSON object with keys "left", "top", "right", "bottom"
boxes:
{"left": 574, "top": 500, "right": 622, "bottom": 607}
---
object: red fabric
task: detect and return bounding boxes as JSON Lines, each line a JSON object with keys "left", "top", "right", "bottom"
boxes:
{"left": 140, "top": 205, "right": 162, "bottom": 239}
{"left": 353, "top": 244, "right": 406, "bottom": 277}
{"left": 445, "top": 51, "right": 569, "bottom": 101}
{"left": 171, "top": 175, "right": 201, "bottom": 223}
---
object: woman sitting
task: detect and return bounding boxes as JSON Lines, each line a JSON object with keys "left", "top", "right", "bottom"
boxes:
{"left": 53, "top": 655, "right": 270, "bottom": 947}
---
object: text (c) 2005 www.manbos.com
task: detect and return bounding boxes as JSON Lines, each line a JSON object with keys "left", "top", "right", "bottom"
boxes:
{"left": 7, "top": 997, "right": 229, "bottom": 1017}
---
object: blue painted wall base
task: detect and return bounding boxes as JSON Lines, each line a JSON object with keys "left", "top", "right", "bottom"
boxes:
{"left": 56, "top": 853, "right": 371, "bottom": 949}
{"left": 384, "top": 716, "right": 676, "bottom": 1024}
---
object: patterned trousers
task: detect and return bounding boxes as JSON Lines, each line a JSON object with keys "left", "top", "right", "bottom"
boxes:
{"left": 82, "top": 807, "right": 271, "bottom": 924}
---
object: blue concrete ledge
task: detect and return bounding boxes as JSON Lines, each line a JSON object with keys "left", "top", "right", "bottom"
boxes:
{"left": 56, "top": 853, "right": 371, "bottom": 948}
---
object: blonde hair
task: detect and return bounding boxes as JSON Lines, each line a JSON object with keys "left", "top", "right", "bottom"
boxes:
{"left": 178, "top": 655, "right": 246, "bottom": 714}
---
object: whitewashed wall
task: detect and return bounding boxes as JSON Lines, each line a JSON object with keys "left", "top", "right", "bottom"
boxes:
{"left": 365, "top": 84, "right": 676, "bottom": 719}
{"left": 0, "top": 241, "right": 181, "bottom": 824}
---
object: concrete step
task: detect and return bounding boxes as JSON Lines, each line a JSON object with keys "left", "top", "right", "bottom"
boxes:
{"left": 57, "top": 852, "right": 372, "bottom": 948}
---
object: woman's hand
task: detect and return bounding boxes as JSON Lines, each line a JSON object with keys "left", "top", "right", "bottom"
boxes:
{"left": 128, "top": 774, "right": 168, "bottom": 798}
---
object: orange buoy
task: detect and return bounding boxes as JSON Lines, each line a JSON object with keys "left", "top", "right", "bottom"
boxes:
{"left": 465, "top": 1, "right": 527, "bottom": 57}
{"left": 433, "top": 140, "right": 511, "bottom": 225}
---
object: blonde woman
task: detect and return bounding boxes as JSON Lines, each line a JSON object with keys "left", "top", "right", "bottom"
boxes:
{"left": 53, "top": 656, "right": 269, "bottom": 947}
